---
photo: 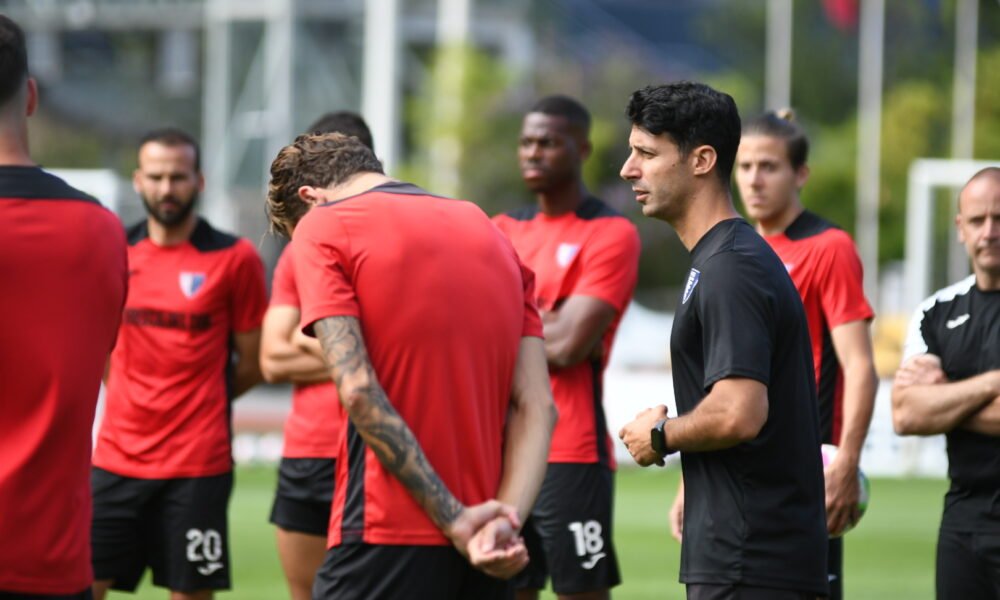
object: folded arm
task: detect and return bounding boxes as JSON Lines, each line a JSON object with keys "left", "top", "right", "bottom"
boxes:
{"left": 891, "top": 354, "right": 1000, "bottom": 435}
{"left": 260, "top": 305, "right": 330, "bottom": 384}
{"left": 232, "top": 328, "right": 263, "bottom": 398}
{"left": 541, "top": 296, "right": 617, "bottom": 369}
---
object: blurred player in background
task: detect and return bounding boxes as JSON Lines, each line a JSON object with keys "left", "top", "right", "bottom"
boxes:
{"left": 734, "top": 109, "right": 878, "bottom": 599}
{"left": 260, "top": 111, "right": 375, "bottom": 600}
{"left": 267, "top": 132, "right": 556, "bottom": 599}
{"left": 892, "top": 167, "right": 1000, "bottom": 600}
{"left": 0, "top": 14, "right": 128, "bottom": 599}
{"left": 91, "top": 128, "right": 268, "bottom": 600}
{"left": 619, "top": 82, "right": 828, "bottom": 600}
{"left": 493, "top": 95, "right": 640, "bottom": 600}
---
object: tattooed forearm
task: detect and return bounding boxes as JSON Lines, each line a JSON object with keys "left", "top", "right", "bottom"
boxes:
{"left": 313, "top": 316, "right": 464, "bottom": 531}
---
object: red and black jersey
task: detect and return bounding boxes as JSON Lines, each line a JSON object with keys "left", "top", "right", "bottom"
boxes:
{"left": 270, "top": 243, "right": 341, "bottom": 459}
{"left": 293, "top": 182, "right": 542, "bottom": 548}
{"left": 0, "top": 166, "right": 128, "bottom": 595}
{"left": 763, "top": 210, "right": 874, "bottom": 444}
{"left": 94, "top": 218, "right": 267, "bottom": 479}
{"left": 493, "top": 196, "right": 640, "bottom": 467}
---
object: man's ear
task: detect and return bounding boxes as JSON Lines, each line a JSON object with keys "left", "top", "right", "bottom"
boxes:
{"left": 25, "top": 78, "right": 37, "bottom": 117}
{"left": 297, "top": 185, "right": 326, "bottom": 207}
{"left": 795, "top": 164, "right": 811, "bottom": 191}
{"left": 689, "top": 145, "right": 718, "bottom": 177}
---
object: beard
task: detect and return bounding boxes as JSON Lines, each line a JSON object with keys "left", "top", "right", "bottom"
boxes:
{"left": 141, "top": 191, "right": 198, "bottom": 228}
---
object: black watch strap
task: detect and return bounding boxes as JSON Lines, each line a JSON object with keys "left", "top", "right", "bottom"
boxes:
{"left": 650, "top": 418, "right": 673, "bottom": 457}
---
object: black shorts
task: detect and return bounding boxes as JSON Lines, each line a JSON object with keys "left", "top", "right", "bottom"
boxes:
{"left": 826, "top": 536, "right": 842, "bottom": 600}
{"left": 269, "top": 457, "right": 335, "bottom": 536}
{"left": 936, "top": 528, "right": 1000, "bottom": 600}
{"left": 312, "top": 543, "right": 513, "bottom": 600}
{"left": 90, "top": 467, "right": 233, "bottom": 593}
{"left": 0, "top": 591, "right": 92, "bottom": 600}
{"left": 686, "top": 583, "right": 818, "bottom": 600}
{"left": 513, "top": 463, "right": 621, "bottom": 595}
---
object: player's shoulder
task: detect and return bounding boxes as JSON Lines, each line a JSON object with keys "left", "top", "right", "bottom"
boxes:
{"left": 576, "top": 195, "right": 631, "bottom": 224}
{"left": 496, "top": 203, "right": 540, "bottom": 223}
{"left": 787, "top": 211, "right": 855, "bottom": 246}
{"left": 917, "top": 275, "right": 976, "bottom": 315}
{"left": 0, "top": 166, "right": 100, "bottom": 205}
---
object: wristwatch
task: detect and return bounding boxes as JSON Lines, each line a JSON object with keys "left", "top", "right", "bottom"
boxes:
{"left": 650, "top": 418, "right": 675, "bottom": 458}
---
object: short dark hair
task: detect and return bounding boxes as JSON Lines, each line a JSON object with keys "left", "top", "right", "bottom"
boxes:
{"left": 267, "top": 132, "right": 384, "bottom": 235}
{"left": 0, "top": 14, "right": 29, "bottom": 107}
{"left": 625, "top": 82, "right": 741, "bottom": 184}
{"left": 743, "top": 108, "right": 810, "bottom": 169}
{"left": 139, "top": 127, "right": 201, "bottom": 171}
{"left": 306, "top": 111, "right": 375, "bottom": 152}
{"left": 529, "top": 94, "right": 591, "bottom": 137}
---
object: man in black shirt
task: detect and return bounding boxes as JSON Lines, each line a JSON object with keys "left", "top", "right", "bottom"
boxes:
{"left": 891, "top": 167, "right": 1000, "bottom": 600}
{"left": 617, "top": 82, "right": 828, "bottom": 600}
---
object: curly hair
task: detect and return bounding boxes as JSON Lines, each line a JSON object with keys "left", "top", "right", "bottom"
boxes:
{"left": 266, "top": 132, "right": 384, "bottom": 236}
{"left": 625, "top": 82, "right": 741, "bottom": 184}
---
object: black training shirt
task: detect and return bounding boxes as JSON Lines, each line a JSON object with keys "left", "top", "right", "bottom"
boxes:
{"left": 670, "top": 218, "right": 827, "bottom": 595}
{"left": 903, "top": 275, "right": 1000, "bottom": 532}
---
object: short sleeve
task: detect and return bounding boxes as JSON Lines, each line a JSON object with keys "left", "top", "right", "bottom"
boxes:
{"left": 817, "top": 233, "right": 874, "bottom": 328}
{"left": 698, "top": 254, "right": 773, "bottom": 389}
{"left": 902, "top": 302, "right": 934, "bottom": 361}
{"left": 269, "top": 244, "right": 299, "bottom": 308}
{"left": 572, "top": 219, "right": 640, "bottom": 313}
{"left": 519, "top": 259, "right": 543, "bottom": 338}
{"left": 229, "top": 240, "right": 268, "bottom": 333}
{"left": 293, "top": 209, "right": 361, "bottom": 337}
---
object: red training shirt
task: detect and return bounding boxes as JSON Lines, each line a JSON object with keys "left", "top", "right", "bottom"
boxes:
{"left": 0, "top": 167, "right": 128, "bottom": 595}
{"left": 293, "top": 182, "right": 542, "bottom": 547}
{"left": 762, "top": 210, "right": 874, "bottom": 444}
{"left": 94, "top": 218, "right": 267, "bottom": 478}
{"left": 270, "top": 242, "right": 341, "bottom": 458}
{"left": 493, "top": 196, "right": 640, "bottom": 467}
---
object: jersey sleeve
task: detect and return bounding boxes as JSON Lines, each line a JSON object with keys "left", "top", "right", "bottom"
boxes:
{"left": 698, "top": 254, "right": 773, "bottom": 389}
{"left": 902, "top": 300, "right": 937, "bottom": 361}
{"left": 519, "top": 258, "right": 543, "bottom": 338}
{"left": 229, "top": 240, "right": 268, "bottom": 333}
{"left": 269, "top": 244, "right": 299, "bottom": 308}
{"left": 817, "top": 233, "right": 874, "bottom": 328}
{"left": 293, "top": 210, "right": 361, "bottom": 336}
{"left": 572, "top": 218, "right": 640, "bottom": 313}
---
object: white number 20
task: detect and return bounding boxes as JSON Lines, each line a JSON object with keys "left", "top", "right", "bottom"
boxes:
{"left": 186, "top": 528, "right": 223, "bottom": 562}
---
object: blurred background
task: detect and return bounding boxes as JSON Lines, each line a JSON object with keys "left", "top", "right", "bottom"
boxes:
{"left": 7, "top": 1, "right": 998, "bottom": 597}
{"left": 7, "top": 0, "right": 1000, "bottom": 309}
{"left": 7, "top": 0, "right": 1000, "bottom": 460}
{"left": 7, "top": 0, "right": 1000, "bottom": 470}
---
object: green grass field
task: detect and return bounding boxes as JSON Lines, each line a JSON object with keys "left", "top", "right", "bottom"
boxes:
{"left": 109, "top": 466, "right": 947, "bottom": 600}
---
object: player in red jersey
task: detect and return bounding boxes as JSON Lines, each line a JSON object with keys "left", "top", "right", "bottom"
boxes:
{"left": 266, "top": 132, "right": 557, "bottom": 599}
{"left": 91, "top": 129, "right": 268, "bottom": 600}
{"left": 733, "top": 109, "right": 878, "bottom": 600}
{"left": 0, "top": 15, "right": 128, "bottom": 599}
{"left": 260, "top": 112, "right": 375, "bottom": 600}
{"left": 493, "top": 95, "right": 640, "bottom": 600}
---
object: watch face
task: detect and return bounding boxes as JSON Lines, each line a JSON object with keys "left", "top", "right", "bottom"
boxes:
{"left": 651, "top": 420, "right": 667, "bottom": 456}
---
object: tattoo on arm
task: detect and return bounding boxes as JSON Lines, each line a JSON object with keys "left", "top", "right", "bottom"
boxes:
{"left": 313, "top": 316, "right": 463, "bottom": 530}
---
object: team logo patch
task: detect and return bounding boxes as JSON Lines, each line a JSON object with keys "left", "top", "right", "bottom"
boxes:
{"left": 682, "top": 268, "right": 701, "bottom": 304}
{"left": 179, "top": 272, "right": 206, "bottom": 298}
{"left": 556, "top": 243, "right": 581, "bottom": 267}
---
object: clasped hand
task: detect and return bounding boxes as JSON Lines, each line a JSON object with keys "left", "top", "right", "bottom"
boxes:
{"left": 445, "top": 501, "right": 529, "bottom": 579}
